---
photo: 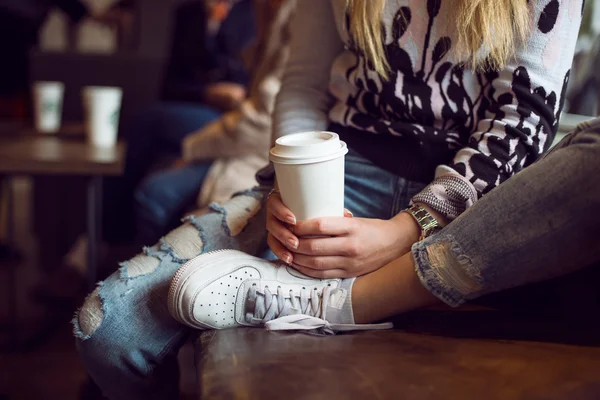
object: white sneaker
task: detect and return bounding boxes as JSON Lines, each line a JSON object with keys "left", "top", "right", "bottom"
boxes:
{"left": 167, "top": 250, "right": 392, "bottom": 334}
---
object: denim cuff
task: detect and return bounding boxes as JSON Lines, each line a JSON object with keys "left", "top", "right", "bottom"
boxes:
{"left": 412, "top": 234, "right": 483, "bottom": 308}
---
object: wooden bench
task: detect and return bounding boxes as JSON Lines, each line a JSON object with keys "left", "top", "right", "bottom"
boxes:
{"left": 195, "top": 310, "right": 600, "bottom": 399}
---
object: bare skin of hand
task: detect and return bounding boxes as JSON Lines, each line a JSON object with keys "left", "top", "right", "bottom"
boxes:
{"left": 203, "top": 83, "right": 246, "bottom": 111}
{"left": 266, "top": 192, "right": 426, "bottom": 279}
{"left": 171, "top": 158, "right": 189, "bottom": 169}
{"left": 288, "top": 212, "right": 421, "bottom": 278}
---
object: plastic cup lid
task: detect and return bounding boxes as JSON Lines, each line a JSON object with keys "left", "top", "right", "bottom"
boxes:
{"left": 269, "top": 131, "right": 348, "bottom": 165}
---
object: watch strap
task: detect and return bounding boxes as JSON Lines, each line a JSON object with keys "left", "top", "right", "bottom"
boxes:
{"left": 404, "top": 204, "right": 441, "bottom": 241}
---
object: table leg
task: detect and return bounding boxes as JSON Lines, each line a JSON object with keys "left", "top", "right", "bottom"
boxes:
{"left": 86, "top": 176, "right": 103, "bottom": 291}
{"left": 6, "top": 177, "right": 17, "bottom": 348}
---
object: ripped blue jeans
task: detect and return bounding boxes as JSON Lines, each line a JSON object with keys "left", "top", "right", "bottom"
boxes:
{"left": 74, "top": 119, "right": 600, "bottom": 400}
{"left": 74, "top": 150, "right": 426, "bottom": 400}
{"left": 413, "top": 118, "right": 600, "bottom": 307}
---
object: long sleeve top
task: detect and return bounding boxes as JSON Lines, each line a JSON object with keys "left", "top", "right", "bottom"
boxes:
{"left": 273, "top": 0, "right": 583, "bottom": 219}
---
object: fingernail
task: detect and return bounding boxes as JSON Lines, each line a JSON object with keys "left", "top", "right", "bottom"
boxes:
{"left": 345, "top": 210, "right": 354, "bottom": 218}
{"left": 287, "top": 238, "right": 298, "bottom": 249}
{"left": 282, "top": 253, "right": 292, "bottom": 264}
{"left": 285, "top": 216, "right": 296, "bottom": 225}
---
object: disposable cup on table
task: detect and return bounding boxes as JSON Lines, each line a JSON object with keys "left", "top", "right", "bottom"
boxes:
{"left": 82, "top": 86, "right": 123, "bottom": 148}
{"left": 33, "top": 81, "right": 65, "bottom": 133}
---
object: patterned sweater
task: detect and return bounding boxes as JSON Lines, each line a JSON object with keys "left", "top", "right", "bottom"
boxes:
{"left": 273, "top": 0, "right": 583, "bottom": 219}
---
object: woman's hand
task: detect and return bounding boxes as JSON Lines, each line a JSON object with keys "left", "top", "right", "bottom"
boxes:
{"left": 289, "top": 212, "right": 421, "bottom": 279}
{"left": 266, "top": 190, "right": 299, "bottom": 264}
{"left": 266, "top": 191, "right": 355, "bottom": 265}
{"left": 170, "top": 158, "right": 189, "bottom": 169}
{"left": 203, "top": 83, "right": 247, "bottom": 111}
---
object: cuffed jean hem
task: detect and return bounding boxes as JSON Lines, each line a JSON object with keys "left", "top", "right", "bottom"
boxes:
{"left": 412, "top": 234, "right": 484, "bottom": 308}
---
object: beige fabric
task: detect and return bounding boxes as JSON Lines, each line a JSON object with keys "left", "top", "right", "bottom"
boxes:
{"left": 163, "top": 223, "right": 205, "bottom": 260}
{"left": 182, "top": 0, "right": 296, "bottom": 208}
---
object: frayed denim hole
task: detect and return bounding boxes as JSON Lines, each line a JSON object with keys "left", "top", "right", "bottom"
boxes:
{"left": 162, "top": 223, "right": 205, "bottom": 260}
{"left": 119, "top": 254, "right": 161, "bottom": 280}
{"left": 72, "top": 281, "right": 106, "bottom": 340}
{"left": 425, "top": 240, "right": 482, "bottom": 296}
{"left": 209, "top": 195, "right": 262, "bottom": 237}
{"left": 159, "top": 240, "right": 188, "bottom": 264}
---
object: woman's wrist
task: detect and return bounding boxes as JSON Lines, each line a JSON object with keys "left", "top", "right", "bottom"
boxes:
{"left": 388, "top": 212, "right": 421, "bottom": 256}
{"left": 389, "top": 203, "right": 448, "bottom": 251}
{"left": 413, "top": 202, "right": 449, "bottom": 227}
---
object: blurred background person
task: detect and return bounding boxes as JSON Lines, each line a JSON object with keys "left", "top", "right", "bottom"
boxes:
{"left": 134, "top": 0, "right": 295, "bottom": 245}
{"left": 100, "top": 0, "right": 256, "bottom": 247}
{"left": 55, "top": 0, "right": 257, "bottom": 298}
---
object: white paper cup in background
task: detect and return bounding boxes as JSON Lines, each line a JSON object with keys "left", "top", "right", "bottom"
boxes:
{"left": 33, "top": 81, "right": 64, "bottom": 133}
{"left": 269, "top": 131, "right": 348, "bottom": 221}
{"left": 82, "top": 86, "right": 123, "bottom": 148}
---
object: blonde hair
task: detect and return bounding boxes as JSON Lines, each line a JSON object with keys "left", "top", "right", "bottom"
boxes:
{"left": 346, "top": 0, "right": 530, "bottom": 78}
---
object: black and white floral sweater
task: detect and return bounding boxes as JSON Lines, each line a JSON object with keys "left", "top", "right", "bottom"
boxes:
{"left": 273, "top": 0, "right": 583, "bottom": 219}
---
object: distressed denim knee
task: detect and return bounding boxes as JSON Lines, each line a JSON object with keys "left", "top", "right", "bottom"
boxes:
{"left": 73, "top": 247, "right": 188, "bottom": 400}
{"left": 412, "top": 235, "right": 482, "bottom": 307}
{"left": 412, "top": 117, "right": 600, "bottom": 308}
{"left": 73, "top": 187, "right": 270, "bottom": 400}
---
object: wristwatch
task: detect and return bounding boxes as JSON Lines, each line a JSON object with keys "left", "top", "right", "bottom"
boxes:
{"left": 404, "top": 204, "right": 442, "bottom": 241}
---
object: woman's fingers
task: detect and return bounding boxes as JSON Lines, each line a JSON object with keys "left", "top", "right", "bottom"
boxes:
{"left": 292, "top": 216, "right": 354, "bottom": 237}
{"left": 267, "top": 194, "right": 296, "bottom": 225}
{"left": 294, "top": 236, "right": 359, "bottom": 257}
{"left": 291, "top": 264, "right": 348, "bottom": 279}
{"left": 267, "top": 234, "right": 293, "bottom": 264}
{"left": 266, "top": 214, "right": 299, "bottom": 251}
{"left": 292, "top": 253, "right": 350, "bottom": 271}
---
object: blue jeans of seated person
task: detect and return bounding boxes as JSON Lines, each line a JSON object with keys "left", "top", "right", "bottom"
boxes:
{"left": 74, "top": 150, "right": 427, "bottom": 400}
{"left": 102, "top": 103, "right": 220, "bottom": 243}
{"left": 411, "top": 119, "right": 600, "bottom": 309}
{"left": 134, "top": 162, "right": 212, "bottom": 246}
{"left": 75, "top": 119, "right": 600, "bottom": 400}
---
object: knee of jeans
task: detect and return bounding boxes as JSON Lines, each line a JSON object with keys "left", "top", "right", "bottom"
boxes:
{"left": 578, "top": 125, "right": 600, "bottom": 154}
{"left": 563, "top": 122, "right": 600, "bottom": 176}
{"left": 207, "top": 189, "right": 264, "bottom": 237}
{"left": 73, "top": 252, "right": 163, "bottom": 340}
{"left": 73, "top": 284, "right": 106, "bottom": 341}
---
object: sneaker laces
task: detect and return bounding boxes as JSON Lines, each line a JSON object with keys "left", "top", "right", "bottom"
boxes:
{"left": 245, "top": 284, "right": 393, "bottom": 335}
{"left": 245, "top": 284, "right": 324, "bottom": 324}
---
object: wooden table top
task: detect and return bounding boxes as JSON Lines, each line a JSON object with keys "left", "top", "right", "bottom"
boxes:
{"left": 0, "top": 132, "right": 125, "bottom": 176}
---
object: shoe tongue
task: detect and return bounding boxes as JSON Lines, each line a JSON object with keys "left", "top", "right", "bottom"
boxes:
{"left": 328, "top": 288, "right": 348, "bottom": 309}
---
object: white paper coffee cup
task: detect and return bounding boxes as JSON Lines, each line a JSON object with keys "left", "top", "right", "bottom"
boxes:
{"left": 83, "top": 86, "right": 123, "bottom": 148}
{"left": 33, "top": 81, "right": 64, "bottom": 133}
{"left": 269, "top": 131, "right": 348, "bottom": 221}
